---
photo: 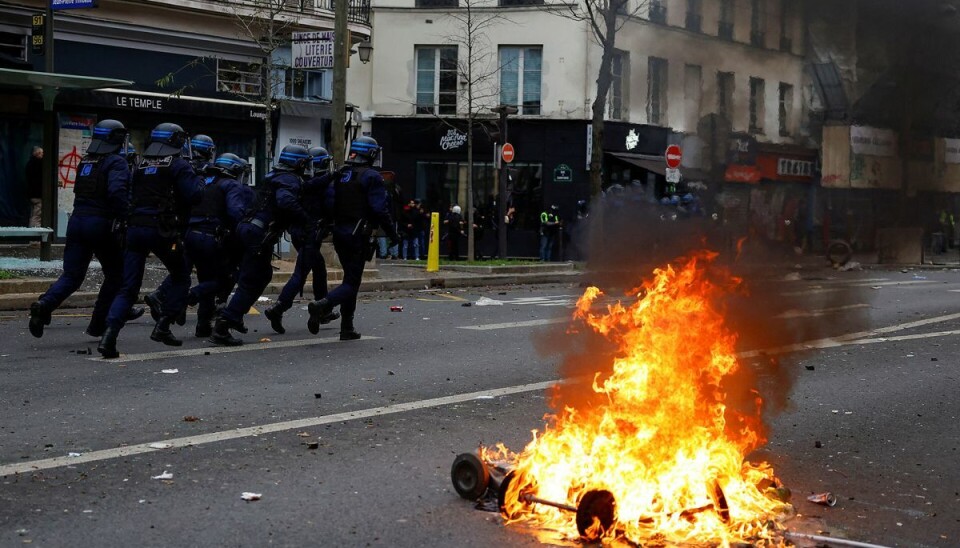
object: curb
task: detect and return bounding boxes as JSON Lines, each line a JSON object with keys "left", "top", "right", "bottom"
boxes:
{"left": 0, "top": 271, "right": 582, "bottom": 312}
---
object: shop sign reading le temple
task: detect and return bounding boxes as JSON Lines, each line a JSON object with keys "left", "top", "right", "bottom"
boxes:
{"left": 115, "top": 95, "right": 163, "bottom": 111}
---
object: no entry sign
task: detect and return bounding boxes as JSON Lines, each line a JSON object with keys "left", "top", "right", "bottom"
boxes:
{"left": 502, "top": 142, "right": 515, "bottom": 163}
{"left": 665, "top": 145, "right": 682, "bottom": 169}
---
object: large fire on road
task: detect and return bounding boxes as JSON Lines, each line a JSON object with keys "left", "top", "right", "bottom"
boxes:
{"left": 483, "top": 251, "right": 793, "bottom": 545}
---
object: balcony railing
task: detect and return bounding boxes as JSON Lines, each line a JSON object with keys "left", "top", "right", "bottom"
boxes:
{"left": 328, "top": 0, "right": 371, "bottom": 25}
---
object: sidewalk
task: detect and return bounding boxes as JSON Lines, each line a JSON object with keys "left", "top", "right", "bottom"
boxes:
{"left": 0, "top": 252, "right": 581, "bottom": 311}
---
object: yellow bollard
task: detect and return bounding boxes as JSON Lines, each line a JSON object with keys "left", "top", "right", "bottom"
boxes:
{"left": 426, "top": 212, "right": 440, "bottom": 272}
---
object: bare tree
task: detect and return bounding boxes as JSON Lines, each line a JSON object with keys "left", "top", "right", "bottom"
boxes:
{"left": 553, "top": 0, "right": 648, "bottom": 196}
{"left": 158, "top": 0, "right": 305, "bottom": 166}
{"left": 444, "top": 0, "right": 508, "bottom": 261}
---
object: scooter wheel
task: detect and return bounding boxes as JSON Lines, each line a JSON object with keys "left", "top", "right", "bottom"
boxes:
{"left": 576, "top": 489, "right": 617, "bottom": 542}
{"left": 451, "top": 453, "right": 490, "bottom": 500}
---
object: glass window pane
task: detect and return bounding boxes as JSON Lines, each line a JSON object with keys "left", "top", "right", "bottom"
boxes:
{"left": 439, "top": 71, "right": 457, "bottom": 91}
{"left": 440, "top": 47, "right": 458, "bottom": 71}
{"left": 500, "top": 48, "right": 520, "bottom": 107}
{"left": 417, "top": 48, "right": 435, "bottom": 70}
{"left": 417, "top": 69, "right": 435, "bottom": 96}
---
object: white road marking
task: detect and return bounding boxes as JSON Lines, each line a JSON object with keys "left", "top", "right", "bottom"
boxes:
{"left": 850, "top": 280, "right": 936, "bottom": 287}
{"left": 0, "top": 380, "right": 556, "bottom": 478}
{"left": 88, "top": 336, "right": 382, "bottom": 364}
{"left": 781, "top": 279, "right": 936, "bottom": 296}
{"left": 775, "top": 304, "right": 871, "bottom": 319}
{"left": 458, "top": 318, "right": 569, "bottom": 330}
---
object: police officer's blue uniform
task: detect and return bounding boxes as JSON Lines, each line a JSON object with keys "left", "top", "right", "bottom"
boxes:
{"left": 263, "top": 147, "right": 339, "bottom": 335}
{"left": 210, "top": 145, "right": 313, "bottom": 346}
{"left": 307, "top": 137, "right": 399, "bottom": 340}
{"left": 183, "top": 153, "right": 252, "bottom": 337}
{"left": 28, "top": 120, "right": 131, "bottom": 339}
{"left": 98, "top": 123, "right": 203, "bottom": 359}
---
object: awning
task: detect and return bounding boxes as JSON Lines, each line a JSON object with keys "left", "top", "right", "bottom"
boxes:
{"left": 0, "top": 68, "right": 131, "bottom": 95}
{"left": 280, "top": 99, "right": 333, "bottom": 119}
{"left": 607, "top": 152, "right": 666, "bottom": 175}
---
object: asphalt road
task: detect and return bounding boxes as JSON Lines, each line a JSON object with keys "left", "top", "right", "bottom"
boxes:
{"left": 1, "top": 268, "right": 958, "bottom": 547}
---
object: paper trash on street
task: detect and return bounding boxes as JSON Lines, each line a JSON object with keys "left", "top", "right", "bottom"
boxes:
{"left": 241, "top": 492, "right": 262, "bottom": 501}
{"left": 475, "top": 297, "right": 504, "bottom": 306}
{"left": 151, "top": 471, "right": 174, "bottom": 480}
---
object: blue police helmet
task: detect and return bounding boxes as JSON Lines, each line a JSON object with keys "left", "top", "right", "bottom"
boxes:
{"left": 214, "top": 153, "right": 249, "bottom": 180}
{"left": 275, "top": 144, "right": 311, "bottom": 172}
{"left": 190, "top": 134, "right": 216, "bottom": 161}
{"left": 308, "top": 146, "right": 331, "bottom": 171}
{"left": 345, "top": 136, "right": 380, "bottom": 165}
{"left": 87, "top": 119, "right": 128, "bottom": 155}
{"left": 144, "top": 122, "right": 187, "bottom": 157}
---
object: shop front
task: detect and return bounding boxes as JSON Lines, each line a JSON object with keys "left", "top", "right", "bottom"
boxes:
{"left": 372, "top": 117, "right": 594, "bottom": 258}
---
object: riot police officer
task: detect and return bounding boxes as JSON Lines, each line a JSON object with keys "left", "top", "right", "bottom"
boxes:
{"left": 183, "top": 153, "right": 253, "bottom": 337}
{"left": 28, "top": 119, "right": 131, "bottom": 338}
{"left": 189, "top": 134, "right": 216, "bottom": 173}
{"left": 210, "top": 144, "right": 314, "bottom": 346}
{"left": 98, "top": 123, "right": 203, "bottom": 359}
{"left": 307, "top": 136, "right": 399, "bottom": 340}
{"left": 263, "top": 146, "right": 339, "bottom": 334}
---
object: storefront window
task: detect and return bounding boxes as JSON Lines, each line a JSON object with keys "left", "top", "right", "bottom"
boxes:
{"left": 415, "top": 161, "right": 542, "bottom": 228}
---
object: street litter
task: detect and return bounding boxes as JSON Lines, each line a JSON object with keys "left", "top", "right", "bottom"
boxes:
{"left": 161, "top": 369, "right": 178, "bottom": 374}
{"left": 67, "top": 452, "right": 82, "bottom": 457}
{"left": 307, "top": 441, "right": 319, "bottom": 450}
{"left": 183, "top": 416, "right": 200, "bottom": 422}
{"left": 256, "top": 297, "right": 270, "bottom": 302}
{"left": 475, "top": 297, "right": 504, "bottom": 306}
{"left": 783, "top": 272, "right": 802, "bottom": 281}
{"left": 461, "top": 302, "right": 472, "bottom": 307}
{"left": 241, "top": 492, "right": 262, "bottom": 501}
{"left": 838, "top": 261, "right": 861, "bottom": 272}
{"left": 259, "top": 337, "right": 271, "bottom": 343}
{"left": 297, "top": 432, "right": 311, "bottom": 438}
{"left": 807, "top": 492, "right": 837, "bottom": 507}
{"left": 390, "top": 305, "right": 403, "bottom": 312}
{"left": 151, "top": 471, "right": 174, "bottom": 480}
{"left": 148, "top": 442, "right": 172, "bottom": 449}
{"left": 913, "top": 275, "right": 927, "bottom": 280}
{"left": 870, "top": 286, "right": 882, "bottom": 290}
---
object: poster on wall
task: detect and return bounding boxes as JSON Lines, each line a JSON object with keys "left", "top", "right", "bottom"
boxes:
{"left": 57, "top": 114, "right": 96, "bottom": 237}
{"left": 945, "top": 138, "right": 960, "bottom": 164}
{"left": 850, "top": 126, "right": 897, "bottom": 157}
{"left": 275, "top": 115, "right": 324, "bottom": 163}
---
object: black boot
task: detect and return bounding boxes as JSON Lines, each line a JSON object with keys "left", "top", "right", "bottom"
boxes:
{"left": 28, "top": 300, "right": 53, "bottom": 338}
{"left": 126, "top": 306, "right": 146, "bottom": 322}
{"left": 85, "top": 316, "right": 106, "bottom": 338}
{"left": 307, "top": 298, "right": 332, "bottom": 335}
{"left": 143, "top": 292, "right": 164, "bottom": 322}
{"left": 98, "top": 326, "right": 120, "bottom": 359}
{"left": 195, "top": 316, "right": 213, "bottom": 338}
{"left": 209, "top": 317, "right": 243, "bottom": 346}
{"left": 264, "top": 302, "right": 291, "bottom": 334}
{"left": 339, "top": 315, "right": 361, "bottom": 341}
{"left": 175, "top": 307, "right": 187, "bottom": 327}
{"left": 150, "top": 317, "right": 183, "bottom": 347}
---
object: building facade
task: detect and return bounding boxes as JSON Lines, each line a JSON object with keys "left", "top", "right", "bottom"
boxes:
{"left": 351, "top": 0, "right": 810, "bottom": 255}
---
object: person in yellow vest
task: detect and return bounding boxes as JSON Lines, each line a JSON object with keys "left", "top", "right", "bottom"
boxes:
{"left": 539, "top": 205, "right": 561, "bottom": 261}
{"left": 938, "top": 209, "right": 955, "bottom": 253}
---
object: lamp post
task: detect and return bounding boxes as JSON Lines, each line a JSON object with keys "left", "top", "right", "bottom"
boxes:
{"left": 491, "top": 104, "right": 518, "bottom": 259}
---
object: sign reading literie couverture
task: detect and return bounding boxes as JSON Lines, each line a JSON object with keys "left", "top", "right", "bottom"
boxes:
{"left": 291, "top": 31, "right": 335, "bottom": 70}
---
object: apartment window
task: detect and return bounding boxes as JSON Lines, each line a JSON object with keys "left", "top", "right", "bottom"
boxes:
{"left": 751, "top": 0, "right": 766, "bottom": 47}
{"left": 779, "top": 82, "right": 793, "bottom": 136}
{"left": 684, "top": 64, "right": 702, "bottom": 130}
{"left": 500, "top": 0, "right": 544, "bottom": 5}
{"left": 416, "top": 46, "right": 458, "bottom": 115}
{"left": 718, "top": 0, "right": 734, "bottom": 40}
{"left": 283, "top": 69, "right": 324, "bottom": 100}
{"left": 649, "top": 0, "right": 667, "bottom": 24}
{"left": 779, "top": 1, "right": 793, "bottom": 52}
{"left": 283, "top": 0, "right": 314, "bottom": 10}
{"left": 609, "top": 51, "right": 629, "bottom": 121}
{"left": 749, "top": 77, "right": 765, "bottom": 133}
{"left": 217, "top": 61, "right": 263, "bottom": 97}
{"left": 686, "top": 0, "right": 702, "bottom": 32}
{"left": 717, "top": 71, "right": 734, "bottom": 121}
{"left": 416, "top": 0, "right": 458, "bottom": 6}
{"left": 500, "top": 46, "right": 542, "bottom": 115}
{"left": 647, "top": 57, "right": 668, "bottom": 126}
{"left": 0, "top": 32, "right": 26, "bottom": 62}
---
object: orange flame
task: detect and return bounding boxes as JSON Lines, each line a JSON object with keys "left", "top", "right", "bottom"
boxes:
{"left": 486, "top": 250, "right": 791, "bottom": 545}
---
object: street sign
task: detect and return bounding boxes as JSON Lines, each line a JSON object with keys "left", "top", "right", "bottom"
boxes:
{"left": 501, "top": 142, "right": 515, "bottom": 164}
{"left": 665, "top": 168, "right": 681, "bottom": 184}
{"left": 665, "top": 144, "right": 683, "bottom": 169}
{"left": 553, "top": 163, "right": 572, "bottom": 183}
{"left": 51, "top": 0, "right": 99, "bottom": 9}
{"left": 31, "top": 13, "right": 44, "bottom": 55}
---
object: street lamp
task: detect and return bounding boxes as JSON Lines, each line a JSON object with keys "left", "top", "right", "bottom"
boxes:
{"left": 491, "top": 104, "right": 518, "bottom": 259}
{"left": 357, "top": 41, "right": 373, "bottom": 64}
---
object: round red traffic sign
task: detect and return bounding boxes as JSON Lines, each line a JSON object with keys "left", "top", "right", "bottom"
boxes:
{"left": 502, "top": 142, "right": 515, "bottom": 164}
{"left": 665, "top": 144, "right": 682, "bottom": 169}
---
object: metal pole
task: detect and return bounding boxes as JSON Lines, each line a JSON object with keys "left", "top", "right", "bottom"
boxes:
{"left": 40, "top": 6, "right": 55, "bottom": 261}
{"left": 497, "top": 109, "right": 508, "bottom": 259}
{"left": 331, "top": 0, "right": 349, "bottom": 164}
